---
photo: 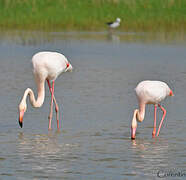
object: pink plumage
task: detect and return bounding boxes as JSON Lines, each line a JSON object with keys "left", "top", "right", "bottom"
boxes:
{"left": 135, "top": 80, "right": 172, "bottom": 104}
{"left": 131, "top": 80, "right": 174, "bottom": 140}
{"left": 32, "top": 52, "right": 72, "bottom": 81}
{"left": 18, "top": 51, "right": 73, "bottom": 130}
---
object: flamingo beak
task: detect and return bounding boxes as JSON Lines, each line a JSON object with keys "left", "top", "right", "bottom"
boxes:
{"left": 131, "top": 127, "right": 136, "bottom": 140}
{"left": 169, "top": 90, "right": 174, "bottom": 96}
{"left": 19, "top": 110, "right": 24, "bottom": 128}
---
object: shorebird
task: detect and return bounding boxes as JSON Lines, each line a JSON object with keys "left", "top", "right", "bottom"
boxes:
{"left": 106, "top": 17, "right": 121, "bottom": 28}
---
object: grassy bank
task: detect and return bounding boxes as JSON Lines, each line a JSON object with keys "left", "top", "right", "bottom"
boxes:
{"left": 0, "top": 0, "right": 185, "bottom": 31}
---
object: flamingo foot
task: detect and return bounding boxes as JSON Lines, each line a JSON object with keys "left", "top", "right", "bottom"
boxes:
{"left": 152, "top": 130, "right": 156, "bottom": 137}
{"left": 152, "top": 131, "right": 156, "bottom": 138}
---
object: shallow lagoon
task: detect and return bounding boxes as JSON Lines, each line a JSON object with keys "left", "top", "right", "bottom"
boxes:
{"left": 0, "top": 30, "right": 185, "bottom": 179}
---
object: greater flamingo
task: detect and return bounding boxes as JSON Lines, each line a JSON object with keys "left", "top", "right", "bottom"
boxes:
{"left": 131, "top": 80, "right": 174, "bottom": 140}
{"left": 18, "top": 51, "right": 73, "bottom": 130}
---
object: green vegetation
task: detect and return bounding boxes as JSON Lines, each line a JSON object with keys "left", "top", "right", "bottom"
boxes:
{"left": 0, "top": 0, "right": 185, "bottom": 31}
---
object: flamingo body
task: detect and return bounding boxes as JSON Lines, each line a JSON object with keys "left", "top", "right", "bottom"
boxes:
{"left": 131, "top": 80, "right": 173, "bottom": 140}
{"left": 18, "top": 51, "right": 72, "bottom": 129}
{"left": 32, "top": 52, "right": 72, "bottom": 82}
{"left": 135, "top": 80, "right": 171, "bottom": 105}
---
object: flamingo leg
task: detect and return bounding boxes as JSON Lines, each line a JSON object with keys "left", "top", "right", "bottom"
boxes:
{"left": 48, "top": 80, "right": 55, "bottom": 130}
{"left": 152, "top": 104, "right": 157, "bottom": 137}
{"left": 47, "top": 80, "right": 60, "bottom": 130}
{"left": 157, "top": 104, "right": 166, "bottom": 136}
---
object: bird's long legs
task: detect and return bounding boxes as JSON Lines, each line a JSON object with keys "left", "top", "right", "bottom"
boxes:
{"left": 48, "top": 80, "right": 54, "bottom": 130}
{"left": 157, "top": 104, "right": 166, "bottom": 136}
{"left": 47, "top": 80, "right": 60, "bottom": 130}
{"left": 152, "top": 105, "right": 157, "bottom": 137}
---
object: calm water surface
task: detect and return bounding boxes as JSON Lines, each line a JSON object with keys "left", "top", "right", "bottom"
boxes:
{"left": 0, "top": 30, "right": 186, "bottom": 179}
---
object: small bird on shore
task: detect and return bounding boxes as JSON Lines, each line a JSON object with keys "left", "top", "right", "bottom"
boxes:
{"left": 131, "top": 80, "right": 174, "bottom": 140}
{"left": 106, "top": 17, "right": 121, "bottom": 29}
{"left": 18, "top": 51, "right": 73, "bottom": 130}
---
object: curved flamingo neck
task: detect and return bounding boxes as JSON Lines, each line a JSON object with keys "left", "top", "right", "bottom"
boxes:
{"left": 21, "top": 82, "right": 45, "bottom": 108}
{"left": 138, "top": 103, "right": 146, "bottom": 120}
{"left": 131, "top": 103, "right": 146, "bottom": 128}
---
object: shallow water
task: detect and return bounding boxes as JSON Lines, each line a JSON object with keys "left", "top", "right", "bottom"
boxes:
{"left": 0, "top": 30, "right": 186, "bottom": 179}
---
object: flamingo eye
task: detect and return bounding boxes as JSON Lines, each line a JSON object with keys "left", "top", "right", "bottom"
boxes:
{"left": 169, "top": 90, "right": 174, "bottom": 96}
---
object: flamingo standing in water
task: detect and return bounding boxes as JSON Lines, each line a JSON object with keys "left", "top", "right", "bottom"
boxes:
{"left": 18, "top": 51, "right": 73, "bottom": 130}
{"left": 131, "top": 80, "right": 174, "bottom": 140}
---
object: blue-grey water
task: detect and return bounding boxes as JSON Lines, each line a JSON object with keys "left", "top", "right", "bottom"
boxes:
{"left": 0, "top": 30, "right": 186, "bottom": 179}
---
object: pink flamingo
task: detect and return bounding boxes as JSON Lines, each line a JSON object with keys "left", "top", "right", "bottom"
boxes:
{"left": 18, "top": 51, "right": 73, "bottom": 130}
{"left": 131, "top": 80, "right": 174, "bottom": 140}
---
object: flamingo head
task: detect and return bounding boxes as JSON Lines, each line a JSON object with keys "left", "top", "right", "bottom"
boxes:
{"left": 66, "top": 62, "right": 73, "bottom": 72}
{"left": 18, "top": 102, "right": 27, "bottom": 128}
{"left": 131, "top": 127, "right": 136, "bottom": 140}
{"left": 131, "top": 109, "right": 138, "bottom": 140}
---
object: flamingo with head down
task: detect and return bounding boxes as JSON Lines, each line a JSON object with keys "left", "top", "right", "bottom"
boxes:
{"left": 18, "top": 51, "right": 73, "bottom": 130}
{"left": 131, "top": 80, "right": 174, "bottom": 140}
